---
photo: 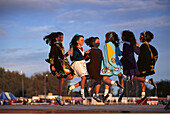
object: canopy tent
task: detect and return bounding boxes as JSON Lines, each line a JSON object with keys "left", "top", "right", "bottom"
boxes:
{"left": 0, "top": 92, "right": 16, "bottom": 100}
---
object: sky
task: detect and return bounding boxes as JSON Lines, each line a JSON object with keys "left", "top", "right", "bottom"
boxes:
{"left": 0, "top": 0, "right": 170, "bottom": 92}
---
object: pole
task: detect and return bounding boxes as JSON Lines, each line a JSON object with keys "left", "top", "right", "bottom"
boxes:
{"left": 44, "top": 74, "right": 48, "bottom": 102}
{"left": 21, "top": 70, "right": 24, "bottom": 98}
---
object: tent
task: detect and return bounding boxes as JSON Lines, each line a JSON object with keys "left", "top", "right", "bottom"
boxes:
{"left": 0, "top": 92, "right": 16, "bottom": 101}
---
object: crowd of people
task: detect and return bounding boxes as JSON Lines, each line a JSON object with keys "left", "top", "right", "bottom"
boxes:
{"left": 43, "top": 30, "right": 158, "bottom": 106}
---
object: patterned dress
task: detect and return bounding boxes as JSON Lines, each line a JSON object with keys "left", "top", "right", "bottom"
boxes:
{"left": 100, "top": 42, "right": 123, "bottom": 76}
{"left": 86, "top": 47, "right": 103, "bottom": 81}
{"left": 49, "top": 43, "right": 65, "bottom": 76}
{"left": 49, "top": 43, "right": 74, "bottom": 77}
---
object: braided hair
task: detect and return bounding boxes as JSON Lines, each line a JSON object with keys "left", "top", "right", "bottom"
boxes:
{"left": 105, "top": 32, "right": 119, "bottom": 47}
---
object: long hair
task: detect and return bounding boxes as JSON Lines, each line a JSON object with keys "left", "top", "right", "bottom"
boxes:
{"left": 122, "top": 30, "right": 136, "bottom": 50}
{"left": 70, "top": 34, "right": 84, "bottom": 48}
{"left": 43, "top": 32, "right": 63, "bottom": 45}
{"left": 105, "top": 32, "right": 119, "bottom": 47}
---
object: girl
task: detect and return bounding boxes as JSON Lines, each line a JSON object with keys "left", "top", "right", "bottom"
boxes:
{"left": 133, "top": 31, "right": 158, "bottom": 104}
{"left": 43, "top": 32, "right": 73, "bottom": 106}
{"left": 100, "top": 32, "right": 125, "bottom": 103}
{"left": 121, "top": 30, "right": 140, "bottom": 82}
{"left": 84, "top": 37, "right": 103, "bottom": 102}
{"left": 67, "top": 34, "right": 89, "bottom": 100}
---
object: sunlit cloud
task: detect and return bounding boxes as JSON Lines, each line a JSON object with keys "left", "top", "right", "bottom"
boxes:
{"left": 105, "top": 16, "right": 170, "bottom": 29}
{"left": 26, "top": 25, "right": 55, "bottom": 32}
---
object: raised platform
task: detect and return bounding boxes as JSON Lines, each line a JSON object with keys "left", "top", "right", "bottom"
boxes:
{"left": 0, "top": 104, "right": 170, "bottom": 113}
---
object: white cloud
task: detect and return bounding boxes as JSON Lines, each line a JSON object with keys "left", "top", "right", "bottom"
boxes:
{"left": 105, "top": 16, "right": 170, "bottom": 29}
{"left": 68, "top": 20, "right": 75, "bottom": 23}
{"left": 26, "top": 25, "right": 55, "bottom": 32}
{"left": 55, "top": 9, "right": 97, "bottom": 23}
{"left": 1, "top": 0, "right": 168, "bottom": 14}
{"left": 70, "top": 0, "right": 169, "bottom": 11}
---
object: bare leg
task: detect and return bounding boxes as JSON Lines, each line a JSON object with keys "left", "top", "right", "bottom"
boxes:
{"left": 103, "top": 82, "right": 110, "bottom": 103}
{"left": 57, "top": 78, "right": 64, "bottom": 106}
{"left": 73, "top": 81, "right": 81, "bottom": 88}
{"left": 67, "top": 77, "right": 87, "bottom": 96}
{"left": 81, "top": 76, "right": 86, "bottom": 89}
{"left": 95, "top": 81, "right": 103, "bottom": 94}
{"left": 133, "top": 76, "right": 146, "bottom": 82}
{"left": 103, "top": 76, "right": 112, "bottom": 85}
{"left": 58, "top": 78, "right": 64, "bottom": 96}
{"left": 118, "top": 76, "right": 124, "bottom": 87}
{"left": 134, "top": 76, "right": 146, "bottom": 98}
{"left": 140, "top": 81, "right": 145, "bottom": 93}
{"left": 105, "top": 84, "right": 110, "bottom": 90}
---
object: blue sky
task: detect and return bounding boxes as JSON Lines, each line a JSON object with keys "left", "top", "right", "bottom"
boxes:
{"left": 0, "top": 0, "right": 170, "bottom": 89}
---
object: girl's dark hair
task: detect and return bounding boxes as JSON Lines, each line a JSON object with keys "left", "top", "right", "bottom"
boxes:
{"left": 43, "top": 32, "right": 63, "bottom": 45}
{"left": 122, "top": 30, "right": 136, "bottom": 50}
{"left": 85, "top": 37, "right": 99, "bottom": 47}
{"left": 140, "top": 31, "right": 154, "bottom": 42}
{"left": 105, "top": 32, "right": 119, "bottom": 47}
{"left": 70, "top": 34, "right": 84, "bottom": 48}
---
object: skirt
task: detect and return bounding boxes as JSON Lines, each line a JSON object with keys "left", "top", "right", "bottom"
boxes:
{"left": 71, "top": 60, "right": 88, "bottom": 77}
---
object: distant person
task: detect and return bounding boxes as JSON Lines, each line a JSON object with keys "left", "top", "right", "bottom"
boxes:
{"left": 8, "top": 100, "right": 12, "bottom": 105}
{"left": 100, "top": 32, "right": 125, "bottom": 103}
{"left": 3, "top": 99, "right": 7, "bottom": 105}
{"left": 23, "top": 99, "right": 27, "bottom": 105}
{"left": 0, "top": 100, "right": 3, "bottom": 105}
{"left": 133, "top": 31, "right": 158, "bottom": 104}
{"left": 43, "top": 32, "right": 74, "bottom": 106}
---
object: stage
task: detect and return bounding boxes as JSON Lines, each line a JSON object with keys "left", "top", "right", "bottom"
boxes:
{"left": 0, "top": 104, "right": 169, "bottom": 113}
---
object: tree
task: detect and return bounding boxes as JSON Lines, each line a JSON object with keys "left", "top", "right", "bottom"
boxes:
{"left": 156, "top": 80, "right": 170, "bottom": 97}
{"left": 0, "top": 67, "right": 170, "bottom": 98}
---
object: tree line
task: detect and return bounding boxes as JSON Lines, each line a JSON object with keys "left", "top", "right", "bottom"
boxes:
{"left": 0, "top": 67, "right": 169, "bottom": 98}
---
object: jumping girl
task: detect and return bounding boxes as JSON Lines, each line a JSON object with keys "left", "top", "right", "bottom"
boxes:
{"left": 121, "top": 30, "right": 140, "bottom": 83}
{"left": 67, "top": 34, "right": 89, "bottom": 100}
{"left": 84, "top": 37, "right": 103, "bottom": 102}
{"left": 133, "top": 31, "right": 158, "bottom": 104}
{"left": 43, "top": 32, "right": 73, "bottom": 106}
{"left": 100, "top": 32, "right": 125, "bottom": 103}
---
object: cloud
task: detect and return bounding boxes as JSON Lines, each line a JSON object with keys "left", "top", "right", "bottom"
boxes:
{"left": 26, "top": 25, "right": 55, "bottom": 32}
{"left": 0, "top": 48, "right": 49, "bottom": 76}
{"left": 105, "top": 16, "right": 170, "bottom": 29}
{"left": 0, "top": 29, "right": 6, "bottom": 36}
{"left": 0, "top": 48, "right": 48, "bottom": 61}
{"left": 1, "top": 0, "right": 168, "bottom": 14}
{"left": 55, "top": 9, "right": 98, "bottom": 24}
{"left": 0, "top": 0, "right": 62, "bottom": 13}
{"left": 68, "top": 0, "right": 170, "bottom": 11}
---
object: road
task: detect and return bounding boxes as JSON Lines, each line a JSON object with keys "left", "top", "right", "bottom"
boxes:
{"left": 0, "top": 104, "right": 169, "bottom": 113}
